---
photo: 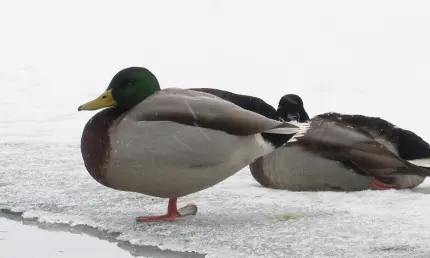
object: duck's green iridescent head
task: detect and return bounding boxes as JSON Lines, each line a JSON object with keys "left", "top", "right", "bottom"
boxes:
{"left": 78, "top": 67, "right": 161, "bottom": 111}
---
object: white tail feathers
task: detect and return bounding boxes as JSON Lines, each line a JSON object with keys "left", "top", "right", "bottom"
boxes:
{"left": 408, "top": 158, "right": 430, "bottom": 168}
{"left": 263, "top": 121, "right": 311, "bottom": 142}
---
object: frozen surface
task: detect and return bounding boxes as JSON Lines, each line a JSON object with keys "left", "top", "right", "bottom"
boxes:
{"left": 2, "top": 0, "right": 430, "bottom": 257}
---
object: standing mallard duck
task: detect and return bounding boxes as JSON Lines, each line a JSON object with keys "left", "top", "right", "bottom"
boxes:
{"left": 249, "top": 94, "right": 430, "bottom": 191}
{"left": 77, "top": 67, "right": 310, "bottom": 222}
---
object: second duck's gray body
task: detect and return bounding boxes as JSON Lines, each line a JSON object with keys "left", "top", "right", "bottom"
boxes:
{"left": 250, "top": 116, "right": 427, "bottom": 191}
{"left": 252, "top": 145, "right": 425, "bottom": 191}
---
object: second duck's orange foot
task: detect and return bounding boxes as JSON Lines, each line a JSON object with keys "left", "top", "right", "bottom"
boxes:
{"left": 370, "top": 177, "right": 399, "bottom": 190}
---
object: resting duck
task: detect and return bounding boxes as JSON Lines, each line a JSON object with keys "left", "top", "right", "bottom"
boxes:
{"left": 249, "top": 94, "right": 430, "bottom": 191}
{"left": 77, "top": 67, "right": 310, "bottom": 222}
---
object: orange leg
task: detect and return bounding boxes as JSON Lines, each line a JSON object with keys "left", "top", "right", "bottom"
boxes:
{"left": 136, "top": 198, "right": 182, "bottom": 222}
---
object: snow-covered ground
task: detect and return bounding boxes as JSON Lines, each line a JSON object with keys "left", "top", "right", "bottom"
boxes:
{"left": 2, "top": 1, "right": 430, "bottom": 257}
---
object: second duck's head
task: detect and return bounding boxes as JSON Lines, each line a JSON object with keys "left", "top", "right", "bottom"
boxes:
{"left": 78, "top": 67, "right": 161, "bottom": 111}
{"left": 277, "top": 94, "right": 310, "bottom": 122}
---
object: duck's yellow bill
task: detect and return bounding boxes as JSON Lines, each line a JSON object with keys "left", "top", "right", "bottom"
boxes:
{"left": 78, "top": 89, "right": 116, "bottom": 111}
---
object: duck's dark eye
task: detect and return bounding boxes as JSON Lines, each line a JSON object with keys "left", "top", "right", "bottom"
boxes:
{"left": 119, "top": 80, "right": 134, "bottom": 89}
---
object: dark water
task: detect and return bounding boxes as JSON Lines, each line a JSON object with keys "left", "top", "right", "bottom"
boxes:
{"left": 0, "top": 209, "right": 206, "bottom": 258}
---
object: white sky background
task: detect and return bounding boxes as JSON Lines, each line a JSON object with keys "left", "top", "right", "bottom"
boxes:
{"left": 1, "top": 0, "right": 430, "bottom": 138}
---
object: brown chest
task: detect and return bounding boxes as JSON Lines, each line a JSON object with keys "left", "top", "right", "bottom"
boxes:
{"left": 80, "top": 108, "right": 123, "bottom": 188}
